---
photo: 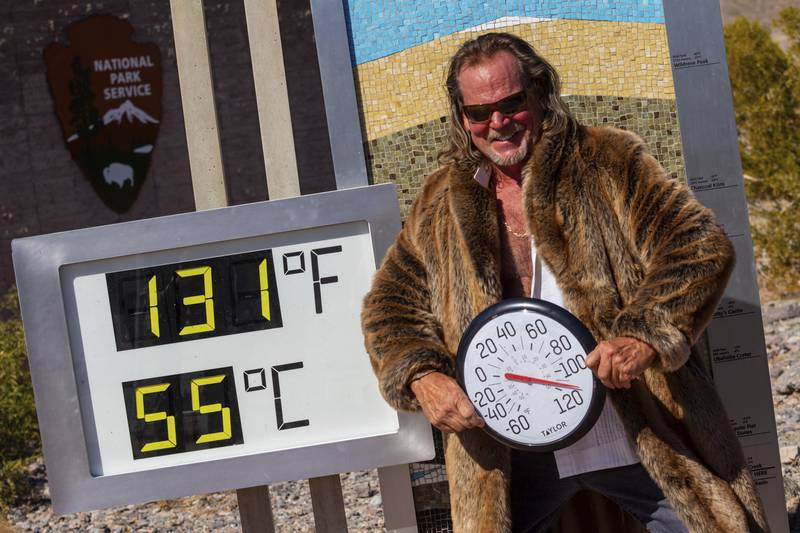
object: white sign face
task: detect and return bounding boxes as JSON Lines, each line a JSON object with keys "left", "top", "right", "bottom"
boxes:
{"left": 61, "top": 221, "right": 398, "bottom": 476}
{"left": 13, "top": 185, "right": 432, "bottom": 514}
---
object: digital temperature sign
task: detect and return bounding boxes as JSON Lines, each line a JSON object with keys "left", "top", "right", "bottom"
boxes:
{"left": 12, "top": 185, "right": 434, "bottom": 514}
{"left": 122, "top": 366, "right": 243, "bottom": 459}
{"left": 106, "top": 250, "right": 284, "bottom": 350}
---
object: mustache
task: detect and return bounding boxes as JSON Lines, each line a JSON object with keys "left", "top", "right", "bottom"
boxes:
{"left": 486, "top": 123, "right": 525, "bottom": 141}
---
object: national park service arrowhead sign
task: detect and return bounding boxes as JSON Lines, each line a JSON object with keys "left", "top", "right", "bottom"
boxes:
{"left": 44, "top": 15, "right": 162, "bottom": 213}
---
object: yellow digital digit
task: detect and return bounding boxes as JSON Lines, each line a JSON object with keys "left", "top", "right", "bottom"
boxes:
{"left": 135, "top": 383, "right": 177, "bottom": 452}
{"left": 259, "top": 258, "right": 270, "bottom": 321}
{"left": 191, "top": 374, "right": 232, "bottom": 444}
{"left": 148, "top": 275, "right": 160, "bottom": 338}
{"left": 176, "top": 266, "right": 215, "bottom": 335}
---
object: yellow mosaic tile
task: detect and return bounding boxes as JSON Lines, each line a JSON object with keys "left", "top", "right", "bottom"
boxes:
{"left": 355, "top": 19, "right": 674, "bottom": 141}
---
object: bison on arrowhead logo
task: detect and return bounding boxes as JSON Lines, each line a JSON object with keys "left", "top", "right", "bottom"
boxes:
{"left": 44, "top": 15, "right": 162, "bottom": 213}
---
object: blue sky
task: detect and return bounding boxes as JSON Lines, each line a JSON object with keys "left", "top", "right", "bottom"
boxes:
{"left": 346, "top": 0, "right": 665, "bottom": 64}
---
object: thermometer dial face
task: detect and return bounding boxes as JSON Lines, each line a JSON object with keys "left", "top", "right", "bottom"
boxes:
{"left": 456, "top": 298, "right": 605, "bottom": 451}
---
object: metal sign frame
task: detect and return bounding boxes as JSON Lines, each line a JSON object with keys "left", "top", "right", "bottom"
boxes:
{"left": 12, "top": 183, "right": 434, "bottom": 515}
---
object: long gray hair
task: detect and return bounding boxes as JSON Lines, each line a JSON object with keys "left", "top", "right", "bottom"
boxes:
{"left": 438, "top": 32, "right": 574, "bottom": 169}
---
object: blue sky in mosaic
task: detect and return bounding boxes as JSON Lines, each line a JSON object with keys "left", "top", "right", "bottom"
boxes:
{"left": 345, "top": 0, "right": 665, "bottom": 65}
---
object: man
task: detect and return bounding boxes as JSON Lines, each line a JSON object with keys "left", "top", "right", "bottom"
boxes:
{"left": 362, "top": 32, "right": 768, "bottom": 532}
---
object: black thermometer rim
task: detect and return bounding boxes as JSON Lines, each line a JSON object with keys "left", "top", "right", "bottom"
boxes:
{"left": 456, "top": 297, "right": 606, "bottom": 452}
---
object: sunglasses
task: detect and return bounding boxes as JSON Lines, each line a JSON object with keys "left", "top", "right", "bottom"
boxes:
{"left": 461, "top": 90, "right": 529, "bottom": 123}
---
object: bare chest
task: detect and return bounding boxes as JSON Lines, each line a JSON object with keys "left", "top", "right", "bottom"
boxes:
{"left": 494, "top": 178, "right": 532, "bottom": 298}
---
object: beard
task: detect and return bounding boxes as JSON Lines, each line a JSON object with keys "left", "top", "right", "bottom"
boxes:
{"left": 484, "top": 123, "right": 531, "bottom": 167}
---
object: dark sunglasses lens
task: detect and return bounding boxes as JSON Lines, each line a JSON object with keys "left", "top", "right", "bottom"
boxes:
{"left": 463, "top": 105, "right": 492, "bottom": 122}
{"left": 463, "top": 92, "right": 527, "bottom": 122}
{"left": 497, "top": 93, "right": 527, "bottom": 114}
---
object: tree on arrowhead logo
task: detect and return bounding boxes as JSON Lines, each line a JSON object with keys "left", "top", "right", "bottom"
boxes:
{"left": 44, "top": 15, "right": 162, "bottom": 213}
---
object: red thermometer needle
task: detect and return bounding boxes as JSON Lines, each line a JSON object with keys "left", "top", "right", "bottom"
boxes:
{"left": 504, "top": 372, "right": 581, "bottom": 390}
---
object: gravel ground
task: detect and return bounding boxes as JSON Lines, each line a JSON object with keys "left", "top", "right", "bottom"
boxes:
{"left": 6, "top": 298, "right": 800, "bottom": 532}
{"left": 763, "top": 299, "right": 800, "bottom": 531}
{"left": 7, "top": 467, "right": 384, "bottom": 532}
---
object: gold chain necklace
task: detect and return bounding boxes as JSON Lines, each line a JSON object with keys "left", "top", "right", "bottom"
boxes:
{"left": 503, "top": 221, "right": 529, "bottom": 238}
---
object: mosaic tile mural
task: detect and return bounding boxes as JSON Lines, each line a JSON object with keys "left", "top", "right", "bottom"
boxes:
{"left": 345, "top": 0, "right": 682, "bottom": 218}
{"left": 345, "top": 2, "right": 680, "bottom": 530}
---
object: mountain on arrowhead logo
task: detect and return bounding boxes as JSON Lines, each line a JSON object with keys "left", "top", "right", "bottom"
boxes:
{"left": 44, "top": 15, "right": 162, "bottom": 213}
{"left": 103, "top": 100, "right": 159, "bottom": 125}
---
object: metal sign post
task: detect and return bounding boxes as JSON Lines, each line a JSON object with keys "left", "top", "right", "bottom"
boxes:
{"left": 663, "top": 1, "right": 789, "bottom": 531}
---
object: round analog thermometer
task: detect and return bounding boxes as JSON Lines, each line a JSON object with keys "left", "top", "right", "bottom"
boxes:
{"left": 456, "top": 298, "right": 605, "bottom": 451}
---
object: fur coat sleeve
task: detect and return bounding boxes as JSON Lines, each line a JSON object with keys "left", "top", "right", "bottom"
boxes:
{"left": 598, "top": 133, "right": 735, "bottom": 371}
{"left": 361, "top": 169, "right": 458, "bottom": 412}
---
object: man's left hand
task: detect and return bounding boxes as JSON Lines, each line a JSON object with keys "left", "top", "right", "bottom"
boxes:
{"left": 586, "top": 337, "right": 656, "bottom": 389}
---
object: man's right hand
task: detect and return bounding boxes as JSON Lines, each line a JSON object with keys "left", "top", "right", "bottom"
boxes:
{"left": 410, "top": 371, "right": 485, "bottom": 433}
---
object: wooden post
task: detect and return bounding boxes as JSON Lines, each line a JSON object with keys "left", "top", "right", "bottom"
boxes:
{"left": 240, "top": 0, "right": 350, "bottom": 529}
{"left": 377, "top": 465, "right": 418, "bottom": 533}
{"left": 308, "top": 0, "right": 421, "bottom": 530}
{"left": 309, "top": 475, "right": 348, "bottom": 532}
{"left": 236, "top": 486, "right": 277, "bottom": 533}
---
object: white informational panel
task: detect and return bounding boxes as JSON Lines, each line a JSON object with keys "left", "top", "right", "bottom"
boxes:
{"left": 12, "top": 184, "right": 434, "bottom": 514}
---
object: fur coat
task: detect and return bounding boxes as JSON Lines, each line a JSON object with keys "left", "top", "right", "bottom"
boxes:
{"left": 361, "top": 121, "right": 769, "bottom": 532}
